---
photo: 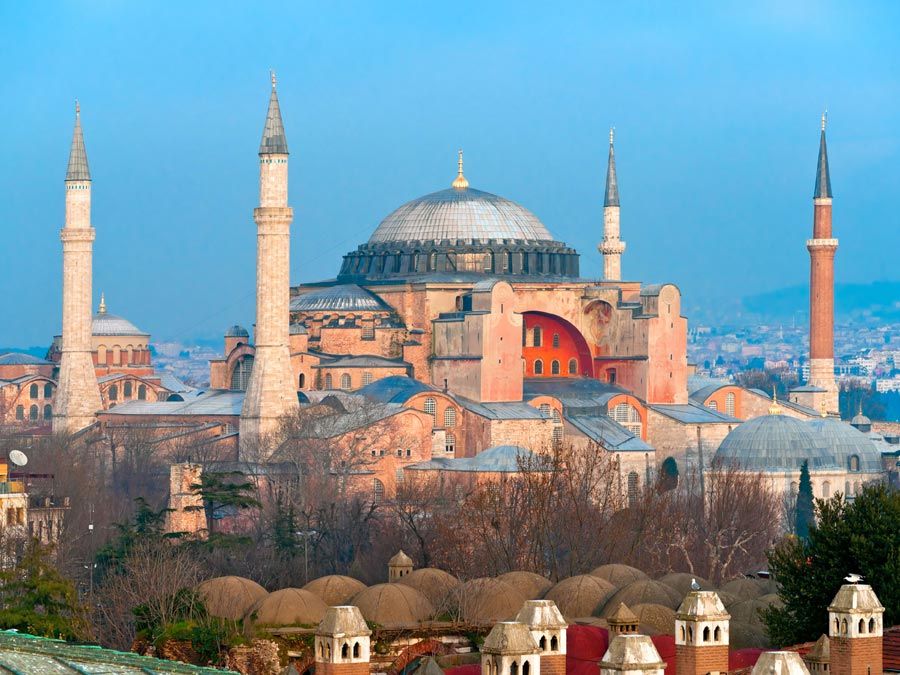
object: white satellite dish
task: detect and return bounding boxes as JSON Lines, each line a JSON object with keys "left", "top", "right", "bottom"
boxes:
{"left": 8, "top": 450, "right": 28, "bottom": 467}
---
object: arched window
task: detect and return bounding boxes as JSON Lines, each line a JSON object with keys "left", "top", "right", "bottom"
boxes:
{"left": 523, "top": 661, "right": 530, "bottom": 675}
{"left": 552, "top": 426, "right": 563, "bottom": 448}
{"left": 43, "top": 404, "right": 52, "bottom": 420}
{"left": 841, "top": 619, "right": 847, "bottom": 635}
{"left": 687, "top": 626, "right": 693, "bottom": 642}
{"left": 325, "top": 643, "right": 332, "bottom": 659}
{"left": 108, "top": 385, "right": 118, "bottom": 401}
{"left": 324, "top": 373, "right": 333, "bottom": 389}
{"left": 858, "top": 619, "right": 865, "bottom": 634}
{"left": 510, "top": 661, "right": 518, "bottom": 675}
{"left": 483, "top": 252, "right": 494, "bottom": 272}
{"left": 552, "top": 409, "right": 562, "bottom": 424}
{"left": 444, "top": 407, "right": 457, "bottom": 427}
{"left": 341, "top": 643, "right": 349, "bottom": 659}
{"left": 834, "top": 618, "right": 840, "bottom": 634}
{"left": 707, "top": 400, "right": 718, "bottom": 411}
{"left": 725, "top": 392, "right": 736, "bottom": 416}
{"left": 822, "top": 481, "right": 831, "bottom": 498}
{"left": 849, "top": 455, "right": 860, "bottom": 472}
{"left": 552, "top": 333, "right": 560, "bottom": 348}
{"left": 299, "top": 373, "right": 306, "bottom": 388}
{"left": 43, "top": 383, "right": 53, "bottom": 399}
{"left": 373, "top": 479, "right": 384, "bottom": 503}
{"left": 714, "top": 626, "right": 721, "bottom": 642}
{"left": 551, "top": 360, "right": 560, "bottom": 375}
{"left": 340, "top": 373, "right": 352, "bottom": 390}
{"left": 845, "top": 481, "right": 852, "bottom": 496}
{"left": 627, "top": 471, "right": 639, "bottom": 506}
{"left": 429, "top": 251, "right": 438, "bottom": 270}
{"left": 29, "top": 405, "right": 38, "bottom": 421}
{"left": 353, "top": 642, "right": 360, "bottom": 658}
{"left": 533, "top": 326, "right": 542, "bottom": 347}
{"left": 15, "top": 405, "right": 24, "bottom": 420}
{"left": 124, "top": 382, "right": 133, "bottom": 399}
{"left": 362, "top": 372, "right": 373, "bottom": 386}
{"left": 680, "top": 626, "right": 686, "bottom": 641}
{"left": 550, "top": 635, "right": 558, "bottom": 651}
{"left": 445, "top": 432, "right": 456, "bottom": 454}
{"left": 29, "top": 383, "right": 39, "bottom": 399}
{"left": 869, "top": 617, "right": 876, "bottom": 633}
{"left": 137, "top": 384, "right": 147, "bottom": 400}
{"left": 230, "top": 355, "right": 254, "bottom": 391}
{"left": 790, "top": 481, "right": 798, "bottom": 495}
{"left": 540, "top": 403, "right": 551, "bottom": 416}
{"left": 612, "top": 403, "right": 642, "bottom": 436}
{"left": 534, "top": 359, "right": 543, "bottom": 375}
{"left": 568, "top": 358, "right": 577, "bottom": 375}
{"left": 424, "top": 397, "right": 436, "bottom": 419}
{"left": 539, "top": 636, "right": 547, "bottom": 651}
{"left": 703, "top": 626, "right": 710, "bottom": 642}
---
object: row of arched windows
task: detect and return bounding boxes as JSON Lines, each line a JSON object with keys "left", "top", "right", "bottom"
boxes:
{"left": 833, "top": 616, "right": 878, "bottom": 635}
{"left": 533, "top": 358, "right": 577, "bottom": 375}
{"left": 15, "top": 404, "right": 52, "bottom": 421}
{"left": 107, "top": 383, "right": 148, "bottom": 401}
{"left": 679, "top": 624, "right": 723, "bottom": 643}
{"left": 317, "top": 639, "right": 362, "bottom": 660}
{"left": 27, "top": 383, "right": 54, "bottom": 399}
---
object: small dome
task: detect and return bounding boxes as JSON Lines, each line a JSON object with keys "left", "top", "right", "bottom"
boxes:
{"left": 729, "top": 620, "right": 769, "bottom": 650}
{"left": 225, "top": 324, "right": 250, "bottom": 338}
{"left": 589, "top": 564, "right": 649, "bottom": 587}
{"left": 303, "top": 575, "right": 367, "bottom": 606}
{"left": 806, "top": 417, "right": 883, "bottom": 472}
{"left": 714, "top": 414, "right": 839, "bottom": 471}
{"left": 850, "top": 412, "right": 871, "bottom": 426}
{"left": 92, "top": 310, "right": 147, "bottom": 337}
{"left": 758, "top": 593, "right": 783, "bottom": 608}
{"left": 397, "top": 568, "right": 459, "bottom": 609}
{"left": 389, "top": 550, "right": 414, "bottom": 566}
{"left": 601, "top": 580, "right": 682, "bottom": 614}
{"left": 247, "top": 588, "right": 328, "bottom": 627}
{"left": 0, "top": 352, "right": 52, "bottom": 366}
{"left": 544, "top": 575, "right": 616, "bottom": 619}
{"left": 449, "top": 578, "right": 526, "bottom": 623}
{"left": 497, "top": 571, "right": 554, "bottom": 600}
{"left": 197, "top": 576, "right": 267, "bottom": 620}
{"left": 291, "top": 284, "right": 392, "bottom": 313}
{"left": 350, "top": 583, "right": 434, "bottom": 627}
{"left": 630, "top": 603, "right": 677, "bottom": 636}
{"left": 719, "top": 577, "right": 765, "bottom": 601}
{"left": 657, "top": 572, "right": 711, "bottom": 597}
{"left": 368, "top": 187, "right": 555, "bottom": 245}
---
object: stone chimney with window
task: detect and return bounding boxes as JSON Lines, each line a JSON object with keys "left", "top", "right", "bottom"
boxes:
{"left": 828, "top": 579, "right": 884, "bottom": 675}
{"left": 675, "top": 589, "right": 730, "bottom": 675}
{"left": 315, "top": 606, "right": 371, "bottom": 675}
{"left": 516, "top": 600, "right": 567, "bottom": 675}
{"left": 481, "top": 621, "right": 541, "bottom": 675}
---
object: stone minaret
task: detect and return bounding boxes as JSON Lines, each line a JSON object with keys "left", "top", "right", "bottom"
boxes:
{"left": 600, "top": 634, "right": 665, "bottom": 675}
{"left": 239, "top": 73, "right": 299, "bottom": 454}
{"left": 607, "top": 603, "right": 639, "bottom": 636}
{"left": 807, "top": 113, "right": 839, "bottom": 414}
{"left": 481, "top": 622, "right": 541, "bottom": 675}
{"left": 315, "top": 606, "right": 371, "bottom": 675}
{"left": 388, "top": 550, "right": 414, "bottom": 582}
{"left": 516, "top": 600, "right": 567, "bottom": 675}
{"left": 675, "top": 589, "right": 730, "bottom": 675}
{"left": 599, "top": 127, "right": 625, "bottom": 281}
{"left": 827, "top": 579, "right": 884, "bottom": 675}
{"left": 53, "top": 102, "right": 103, "bottom": 434}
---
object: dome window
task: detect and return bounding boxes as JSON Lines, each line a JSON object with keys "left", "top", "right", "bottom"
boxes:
{"left": 849, "top": 455, "right": 860, "bottom": 472}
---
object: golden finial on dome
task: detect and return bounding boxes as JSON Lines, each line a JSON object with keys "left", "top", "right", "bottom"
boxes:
{"left": 768, "top": 387, "right": 782, "bottom": 415}
{"left": 98, "top": 292, "right": 106, "bottom": 315}
{"left": 451, "top": 148, "right": 469, "bottom": 190}
{"left": 820, "top": 400, "right": 828, "bottom": 418}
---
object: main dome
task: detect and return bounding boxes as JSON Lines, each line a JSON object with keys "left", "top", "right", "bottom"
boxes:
{"left": 367, "top": 186, "right": 555, "bottom": 244}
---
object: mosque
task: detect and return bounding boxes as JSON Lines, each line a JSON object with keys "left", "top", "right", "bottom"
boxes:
{"left": 1, "top": 78, "right": 895, "bottom": 503}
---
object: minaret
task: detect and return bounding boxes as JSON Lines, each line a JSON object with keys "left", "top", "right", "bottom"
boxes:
{"left": 599, "top": 127, "right": 625, "bottom": 281}
{"left": 239, "top": 73, "right": 300, "bottom": 454}
{"left": 807, "top": 112, "right": 839, "bottom": 414}
{"left": 53, "top": 102, "right": 102, "bottom": 434}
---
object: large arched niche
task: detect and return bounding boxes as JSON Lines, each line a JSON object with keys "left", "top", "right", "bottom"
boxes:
{"left": 522, "top": 311, "right": 593, "bottom": 378}
{"left": 583, "top": 300, "right": 616, "bottom": 349}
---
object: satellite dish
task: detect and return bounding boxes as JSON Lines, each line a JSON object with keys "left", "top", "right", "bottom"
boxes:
{"left": 8, "top": 450, "right": 28, "bottom": 467}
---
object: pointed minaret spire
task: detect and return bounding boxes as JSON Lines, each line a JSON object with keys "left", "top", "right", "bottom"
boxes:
{"left": 599, "top": 126, "right": 625, "bottom": 281}
{"left": 815, "top": 110, "right": 832, "bottom": 198}
{"left": 66, "top": 100, "right": 91, "bottom": 181}
{"left": 451, "top": 148, "right": 469, "bottom": 189}
{"left": 604, "top": 127, "right": 619, "bottom": 207}
{"left": 259, "top": 70, "right": 289, "bottom": 155}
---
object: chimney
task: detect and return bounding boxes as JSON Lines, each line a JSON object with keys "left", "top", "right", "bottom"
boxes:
{"left": 482, "top": 622, "right": 541, "bottom": 675}
{"left": 600, "top": 634, "right": 665, "bottom": 675}
{"left": 827, "top": 579, "right": 884, "bottom": 675}
{"left": 315, "top": 606, "right": 372, "bottom": 675}
{"left": 674, "top": 589, "right": 730, "bottom": 675}
{"left": 516, "top": 600, "right": 567, "bottom": 675}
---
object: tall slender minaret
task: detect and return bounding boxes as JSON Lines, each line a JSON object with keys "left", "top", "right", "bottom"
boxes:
{"left": 599, "top": 128, "right": 625, "bottom": 280}
{"left": 239, "top": 73, "right": 299, "bottom": 454}
{"left": 53, "top": 102, "right": 102, "bottom": 434}
{"left": 807, "top": 112, "right": 839, "bottom": 414}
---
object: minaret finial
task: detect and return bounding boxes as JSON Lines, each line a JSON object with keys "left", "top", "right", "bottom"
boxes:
{"left": 821, "top": 109, "right": 827, "bottom": 132}
{"left": 452, "top": 148, "right": 469, "bottom": 189}
{"left": 609, "top": 126, "right": 614, "bottom": 145}
{"left": 271, "top": 70, "right": 277, "bottom": 90}
{"left": 75, "top": 99, "right": 80, "bottom": 117}
{"left": 98, "top": 292, "right": 106, "bottom": 315}
{"left": 768, "top": 387, "right": 782, "bottom": 415}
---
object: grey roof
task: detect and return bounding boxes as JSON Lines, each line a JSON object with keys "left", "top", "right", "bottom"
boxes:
{"left": 103, "top": 389, "right": 244, "bottom": 416}
{"left": 566, "top": 413, "right": 653, "bottom": 451}
{"left": 367, "top": 186, "right": 555, "bottom": 244}
{"left": 828, "top": 583, "right": 884, "bottom": 613}
{"left": 714, "top": 414, "right": 840, "bottom": 471}
{"left": 358, "top": 375, "right": 437, "bottom": 404}
{"left": 689, "top": 383, "right": 732, "bottom": 405}
{"left": 523, "top": 377, "right": 629, "bottom": 410}
{"left": 814, "top": 128, "right": 832, "bottom": 199}
{"left": 259, "top": 82, "right": 288, "bottom": 155}
{"left": 458, "top": 398, "right": 548, "bottom": 420}
{"left": 650, "top": 401, "right": 740, "bottom": 424}
{"left": 290, "top": 284, "right": 393, "bottom": 312}
{"left": 0, "top": 630, "right": 234, "bottom": 673}
{"left": 806, "top": 417, "right": 883, "bottom": 472}
{"left": 224, "top": 324, "right": 249, "bottom": 338}
{"left": 791, "top": 385, "right": 826, "bottom": 393}
{"left": 296, "top": 401, "right": 407, "bottom": 438}
{"left": 409, "top": 656, "right": 445, "bottom": 675}
{"left": 0, "top": 352, "right": 52, "bottom": 366}
{"left": 158, "top": 372, "right": 195, "bottom": 393}
{"left": 406, "top": 445, "right": 551, "bottom": 473}
{"left": 687, "top": 375, "right": 729, "bottom": 395}
{"left": 604, "top": 136, "right": 620, "bottom": 207}
{"left": 751, "top": 651, "right": 810, "bottom": 675}
{"left": 65, "top": 104, "right": 90, "bottom": 181}
{"left": 314, "top": 354, "right": 410, "bottom": 370}
{"left": 93, "top": 308, "right": 148, "bottom": 337}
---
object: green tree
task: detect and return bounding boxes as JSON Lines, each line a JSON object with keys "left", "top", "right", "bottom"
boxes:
{"left": 0, "top": 540, "right": 90, "bottom": 641}
{"left": 765, "top": 484, "right": 900, "bottom": 647}
{"left": 95, "top": 497, "right": 175, "bottom": 580}
{"left": 187, "top": 471, "right": 260, "bottom": 537}
{"left": 795, "top": 461, "right": 814, "bottom": 540}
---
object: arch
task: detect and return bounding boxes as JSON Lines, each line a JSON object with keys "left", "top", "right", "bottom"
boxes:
{"left": 841, "top": 618, "right": 847, "bottom": 635}
{"left": 688, "top": 626, "right": 693, "bottom": 642}
{"left": 483, "top": 251, "right": 494, "bottom": 272}
{"left": 849, "top": 455, "right": 860, "bottom": 472}
{"left": 510, "top": 661, "right": 519, "bottom": 675}
{"left": 834, "top": 618, "right": 840, "bottom": 634}
{"left": 230, "top": 355, "right": 254, "bottom": 391}
{"left": 318, "top": 642, "right": 323, "bottom": 658}
{"left": 341, "top": 643, "right": 349, "bottom": 659}
{"left": 299, "top": 373, "right": 306, "bottom": 388}
{"left": 424, "top": 397, "right": 436, "bottom": 418}
{"left": 869, "top": 617, "right": 876, "bottom": 633}
{"left": 858, "top": 618, "right": 865, "bottom": 634}
{"left": 568, "top": 358, "right": 577, "bottom": 374}
{"left": 340, "top": 373, "right": 352, "bottom": 390}
{"left": 551, "top": 408, "right": 562, "bottom": 424}
{"left": 353, "top": 642, "right": 360, "bottom": 658}
{"left": 324, "top": 373, "right": 333, "bottom": 389}
{"left": 523, "top": 661, "right": 530, "bottom": 675}
{"left": 29, "top": 404, "right": 38, "bottom": 421}
{"left": 523, "top": 311, "right": 593, "bottom": 377}
{"left": 551, "top": 359, "right": 560, "bottom": 375}
{"left": 703, "top": 626, "right": 710, "bottom": 642}
{"left": 680, "top": 626, "right": 686, "bottom": 641}
{"left": 612, "top": 402, "right": 642, "bottom": 436}
{"left": 29, "top": 383, "right": 39, "bottom": 399}
{"left": 708, "top": 400, "right": 718, "bottom": 411}
{"left": 714, "top": 625, "right": 721, "bottom": 642}
{"left": 15, "top": 405, "right": 24, "bottom": 420}
{"left": 534, "top": 359, "right": 543, "bottom": 375}
{"left": 43, "top": 383, "right": 53, "bottom": 399}
{"left": 445, "top": 432, "right": 456, "bottom": 454}
{"left": 108, "top": 385, "right": 118, "bottom": 401}
{"left": 43, "top": 404, "right": 52, "bottom": 420}
{"left": 373, "top": 479, "right": 385, "bottom": 503}
{"left": 550, "top": 635, "right": 558, "bottom": 651}
{"left": 539, "top": 636, "right": 547, "bottom": 651}
{"left": 124, "top": 381, "right": 133, "bottom": 399}
{"left": 325, "top": 643, "right": 332, "bottom": 659}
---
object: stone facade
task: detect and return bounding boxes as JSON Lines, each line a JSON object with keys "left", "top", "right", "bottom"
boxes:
{"left": 164, "top": 463, "right": 206, "bottom": 537}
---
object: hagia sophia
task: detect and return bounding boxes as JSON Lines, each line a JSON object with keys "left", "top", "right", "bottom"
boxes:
{"left": 0, "top": 77, "right": 896, "bottom": 507}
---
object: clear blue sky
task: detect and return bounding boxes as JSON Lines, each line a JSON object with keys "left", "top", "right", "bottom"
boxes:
{"left": 2, "top": 1, "right": 898, "bottom": 346}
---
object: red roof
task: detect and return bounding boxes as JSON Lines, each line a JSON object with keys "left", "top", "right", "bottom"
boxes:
{"left": 885, "top": 626, "right": 900, "bottom": 672}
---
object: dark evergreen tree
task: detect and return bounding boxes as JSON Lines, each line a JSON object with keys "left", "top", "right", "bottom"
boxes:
{"left": 795, "top": 460, "right": 815, "bottom": 539}
{"left": 187, "top": 471, "right": 260, "bottom": 539}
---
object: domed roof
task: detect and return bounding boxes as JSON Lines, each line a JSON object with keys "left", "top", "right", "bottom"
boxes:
{"left": 497, "top": 571, "right": 554, "bottom": 600}
{"left": 368, "top": 186, "right": 555, "bottom": 245}
{"left": 303, "top": 575, "right": 367, "bottom": 606}
{"left": 728, "top": 598, "right": 767, "bottom": 628}
{"left": 729, "top": 621, "right": 769, "bottom": 649}
{"left": 291, "top": 284, "right": 392, "bottom": 313}
{"left": 449, "top": 577, "right": 526, "bottom": 623}
{"left": 197, "top": 576, "right": 267, "bottom": 620}
{"left": 657, "top": 572, "right": 711, "bottom": 597}
{"left": 544, "top": 575, "right": 616, "bottom": 619}
{"left": 806, "top": 417, "right": 883, "bottom": 472}
{"left": 350, "top": 583, "right": 434, "bottom": 627}
{"left": 719, "top": 577, "right": 765, "bottom": 601}
{"left": 247, "top": 587, "right": 328, "bottom": 627}
{"left": 601, "top": 580, "right": 682, "bottom": 615}
{"left": 397, "top": 568, "right": 459, "bottom": 609}
{"left": 0, "top": 352, "right": 51, "bottom": 366}
{"left": 389, "top": 550, "right": 414, "bottom": 566}
{"left": 225, "top": 324, "right": 249, "bottom": 338}
{"left": 850, "top": 412, "right": 871, "bottom": 426}
{"left": 92, "top": 300, "right": 147, "bottom": 337}
{"left": 714, "top": 414, "right": 839, "bottom": 471}
{"left": 589, "top": 564, "right": 649, "bottom": 587}
{"left": 630, "top": 603, "right": 677, "bottom": 636}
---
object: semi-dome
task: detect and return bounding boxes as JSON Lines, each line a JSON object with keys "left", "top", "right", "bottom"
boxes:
{"left": 714, "top": 414, "right": 839, "bottom": 472}
{"left": 368, "top": 187, "right": 555, "bottom": 245}
{"left": 291, "top": 284, "right": 393, "bottom": 313}
{"left": 806, "top": 417, "right": 883, "bottom": 472}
